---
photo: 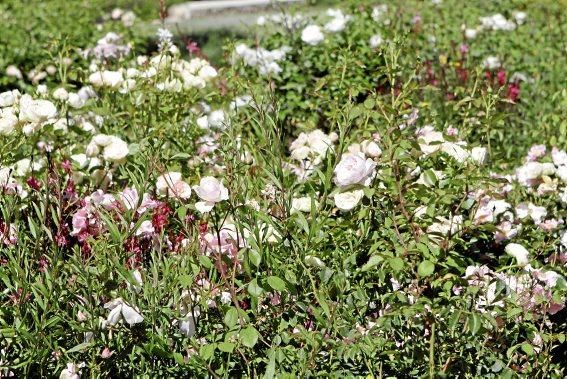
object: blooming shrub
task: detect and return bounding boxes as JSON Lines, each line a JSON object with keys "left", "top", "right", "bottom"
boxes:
{"left": 1, "top": 0, "right": 566, "bottom": 377}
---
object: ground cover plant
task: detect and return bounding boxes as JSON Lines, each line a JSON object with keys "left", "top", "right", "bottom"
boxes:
{"left": 1, "top": 0, "right": 566, "bottom": 377}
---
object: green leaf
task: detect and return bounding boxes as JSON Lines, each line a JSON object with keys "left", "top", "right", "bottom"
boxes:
{"left": 217, "top": 342, "right": 235, "bottom": 353}
{"left": 240, "top": 326, "right": 259, "bottom": 348}
{"left": 248, "top": 249, "right": 262, "bottom": 267}
{"left": 468, "top": 313, "right": 482, "bottom": 335}
{"left": 170, "top": 153, "right": 192, "bottom": 160}
{"left": 66, "top": 342, "right": 92, "bottom": 354}
{"left": 177, "top": 206, "right": 187, "bottom": 221}
{"left": 200, "top": 343, "right": 216, "bottom": 360}
{"left": 173, "top": 352, "right": 185, "bottom": 364}
{"left": 520, "top": 343, "right": 535, "bottom": 356}
{"left": 388, "top": 257, "right": 404, "bottom": 272}
{"left": 178, "top": 274, "right": 193, "bottom": 287}
{"left": 267, "top": 276, "right": 286, "bottom": 291}
{"left": 248, "top": 278, "right": 263, "bottom": 297}
{"left": 265, "top": 349, "right": 276, "bottom": 378}
{"left": 198, "top": 255, "right": 212, "bottom": 269}
{"left": 361, "top": 255, "right": 382, "bottom": 271}
{"left": 224, "top": 307, "right": 239, "bottom": 328}
{"left": 417, "top": 260, "right": 435, "bottom": 277}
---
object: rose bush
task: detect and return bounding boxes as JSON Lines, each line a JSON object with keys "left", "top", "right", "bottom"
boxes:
{"left": 0, "top": 0, "right": 566, "bottom": 377}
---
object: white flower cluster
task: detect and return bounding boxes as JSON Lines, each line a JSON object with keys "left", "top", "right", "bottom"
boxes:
{"left": 155, "top": 173, "right": 229, "bottom": 214}
{"left": 463, "top": 261, "right": 564, "bottom": 315}
{"left": 235, "top": 44, "right": 290, "bottom": 75}
{"left": 369, "top": 34, "right": 384, "bottom": 48}
{"left": 156, "top": 172, "right": 192, "bottom": 200}
{"left": 87, "top": 32, "right": 131, "bottom": 60}
{"left": 0, "top": 158, "right": 47, "bottom": 201}
{"left": 286, "top": 129, "right": 338, "bottom": 180}
{"left": 515, "top": 147, "right": 567, "bottom": 196}
{"left": 86, "top": 134, "right": 129, "bottom": 163}
{"left": 197, "top": 109, "right": 228, "bottom": 130}
{"left": 416, "top": 126, "right": 488, "bottom": 165}
{"left": 324, "top": 9, "right": 351, "bottom": 33}
{"left": 483, "top": 56, "right": 501, "bottom": 70}
{"left": 463, "top": 11, "right": 526, "bottom": 42}
{"left": 88, "top": 50, "right": 217, "bottom": 92}
{"left": 301, "top": 25, "right": 325, "bottom": 46}
{"left": 479, "top": 13, "right": 517, "bottom": 31}
{"left": 332, "top": 139, "right": 380, "bottom": 211}
{"left": 371, "top": 5, "right": 389, "bottom": 24}
{"left": 0, "top": 90, "right": 58, "bottom": 135}
{"left": 109, "top": 8, "right": 136, "bottom": 27}
{"left": 50, "top": 85, "right": 94, "bottom": 109}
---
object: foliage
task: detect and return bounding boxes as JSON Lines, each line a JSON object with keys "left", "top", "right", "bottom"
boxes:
{"left": 1, "top": 0, "right": 566, "bottom": 377}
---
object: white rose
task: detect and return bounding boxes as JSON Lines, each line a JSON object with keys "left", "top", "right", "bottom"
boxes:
{"left": 52, "top": 87, "right": 69, "bottom": 101}
{"left": 67, "top": 93, "right": 85, "bottom": 109}
{"left": 207, "top": 110, "right": 226, "bottom": 129}
{"left": 198, "top": 65, "right": 217, "bottom": 80}
{"left": 324, "top": 16, "right": 348, "bottom": 33}
{"left": 556, "top": 165, "right": 567, "bottom": 183}
{"left": 0, "top": 110, "right": 18, "bottom": 135}
{"left": 59, "top": 362, "right": 83, "bottom": 379}
{"left": 465, "top": 28, "right": 477, "bottom": 39}
{"left": 361, "top": 140, "right": 382, "bottom": 158}
{"left": 88, "top": 70, "right": 124, "bottom": 88}
{"left": 470, "top": 146, "right": 488, "bottom": 165}
{"left": 333, "top": 152, "right": 376, "bottom": 188}
{"left": 0, "top": 91, "right": 16, "bottom": 107}
{"left": 334, "top": 189, "right": 364, "bottom": 211}
{"left": 369, "top": 34, "right": 383, "bottom": 48}
{"left": 505, "top": 243, "right": 529, "bottom": 265}
{"left": 291, "top": 196, "right": 314, "bottom": 213}
{"left": 551, "top": 148, "right": 567, "bottom": 166}
{"left": 18, "top": 95, "right": 57, "bottom": 123}
{"left": 196, "top": 115, "right": 209, "bottom": 129}
{"left": 516, "top": 162, "right": 543, "bottom": 186}
{"left": 85, "top": 141, "right": 100, "bottom": 157}
{"left": 194, "top": 176, "right": 229, "bottom": 213}
{"left": 301, "top": 25, "right": 324, "bottom": 45}
{"left": 6, "top": 65, "right": 23, "bottom": 79}
{"left": 483, "top": 56, "right": 501, "bottom": 70}
{"left": 93, "top": 134, "right": 114, "bottom": 147}
{"left": 156, "top": 172, "right": 192, "bottom": 200}
{"left": 102, "top": 138, "right": 129, "bottom": 163}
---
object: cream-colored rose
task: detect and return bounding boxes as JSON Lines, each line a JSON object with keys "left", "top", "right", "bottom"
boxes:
{"left": 334, "top": 189, "right": 364, "bottom": 211}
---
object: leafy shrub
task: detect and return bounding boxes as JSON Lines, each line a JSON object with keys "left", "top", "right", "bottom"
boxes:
{"left": 1, "top": 0, "right": 566, "bottom": 377}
